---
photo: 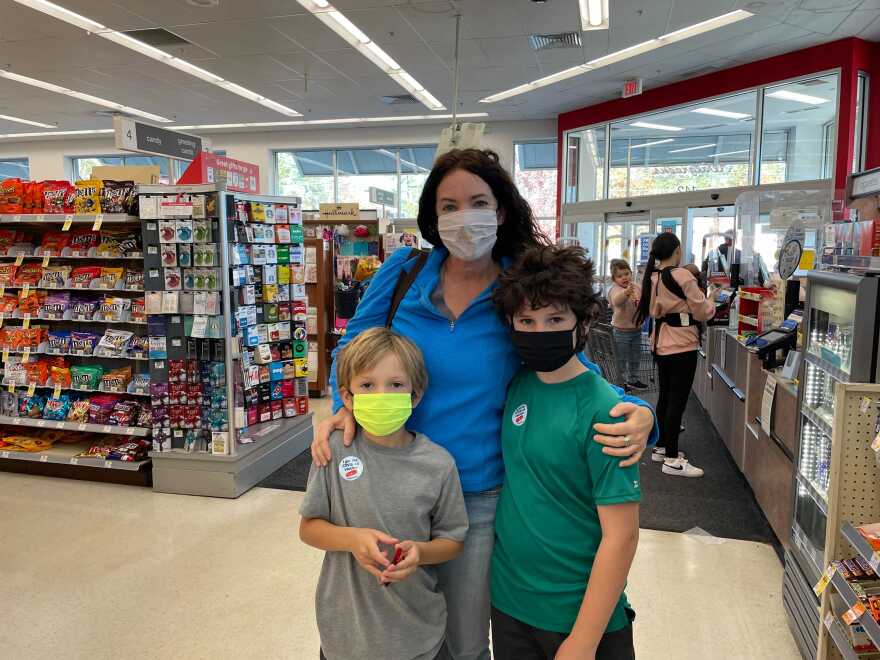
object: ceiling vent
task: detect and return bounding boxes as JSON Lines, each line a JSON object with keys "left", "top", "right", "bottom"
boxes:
{"left": 381, "top": 94, "right": 419, "bottom": 105}
{"left": 529, "top": 32, "right": 582, "bottom": 50}
{"left": 122, "top": 28, "right": 192, "bottom": 48}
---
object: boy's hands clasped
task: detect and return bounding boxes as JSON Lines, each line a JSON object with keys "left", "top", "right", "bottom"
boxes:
{"left": 347, "top": 527, "right": 420, "bottom": 585}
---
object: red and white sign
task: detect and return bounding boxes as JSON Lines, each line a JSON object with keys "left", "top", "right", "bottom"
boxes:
{"left": 178, "top": 152, "right": 260, "bottom": 194}
{"left": 623, "top": 79, "right": 643, "bottom": 98}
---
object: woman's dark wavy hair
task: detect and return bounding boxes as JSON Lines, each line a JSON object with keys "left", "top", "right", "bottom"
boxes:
{"left": 417, "top": 148, "right": 549, "bottom": 259}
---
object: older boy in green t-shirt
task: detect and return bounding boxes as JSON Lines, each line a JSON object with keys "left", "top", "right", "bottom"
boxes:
{"left": 490, "top": 245, "right": 640, "bottom": 660}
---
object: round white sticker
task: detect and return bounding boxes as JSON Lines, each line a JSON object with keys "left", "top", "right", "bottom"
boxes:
{"left": 511, "top": 404, "right": 528, "bottom": 427}
{"left": 339, "top": 456, "right": 364, "bottom": 481}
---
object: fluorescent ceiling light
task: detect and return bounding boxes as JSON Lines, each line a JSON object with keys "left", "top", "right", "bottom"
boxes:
{"left": 691, "top": 107, "right": 751, "bottom": 120}
{"left": 480, "top": 10, "right": 752, "bottom": 103}
{"left": 669, "top": 143, "right": 716, "bottom": 153}
{"left": 0, "top": 70, "right": 171, "bottom": 123}
{"left": 630, "top": 121, "right": 683, "bottom": 132}
{"left": 295, "top": 0, "right": 444, "bottom": 111}
{"left": 629, "top": 139, "right": 674, "bottom": 150}
{"left": 533, "top": 64, "right": 593, "bottom": 87}
{"left": 0, "top": 114, "right": 55, "bottom": 128}
{"left": 0, "top": 128, "right": 114, "bottom": 139}
{"left": 171, "top": 113, "right": 488, "bottom": 131}
{"left": 578, "top": 0, "right": 610, "bottom": 31}
{"left": 766, "top": 89, "right": 830, "bottom": 105}
{"left": 12, "top": 0, "right": 301, "bottom": 117}
{"left": 711, "top": 149, "right": 750, "bottom": 158}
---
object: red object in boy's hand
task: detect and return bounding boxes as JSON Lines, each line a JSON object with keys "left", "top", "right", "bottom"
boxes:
{"left": 383, "top": 546, "right": 404, "bottom": 587}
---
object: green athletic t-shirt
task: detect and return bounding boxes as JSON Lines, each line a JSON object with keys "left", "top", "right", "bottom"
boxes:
{"left": 491, "top": 368, "right": 641, "bottom": 634}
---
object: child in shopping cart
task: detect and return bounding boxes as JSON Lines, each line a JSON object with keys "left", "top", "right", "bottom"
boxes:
{"left": 608, "top": 259, "right": 648, "bottom": 391}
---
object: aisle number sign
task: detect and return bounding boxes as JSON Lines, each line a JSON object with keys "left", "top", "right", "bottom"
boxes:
{"left": 114, "top": 116, "right": 205, "bottom": 161}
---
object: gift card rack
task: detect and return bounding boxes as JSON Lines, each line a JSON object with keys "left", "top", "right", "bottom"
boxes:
{"left": 0, "top": 213, "right": 153, "bottom": 483}
{"left": 138, "top": 185, "right": 314, "bottom": 498}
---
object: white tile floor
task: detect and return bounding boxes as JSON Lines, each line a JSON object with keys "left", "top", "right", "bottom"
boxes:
{"left": 0, "top": 466, "right": 801, "bottom": 660}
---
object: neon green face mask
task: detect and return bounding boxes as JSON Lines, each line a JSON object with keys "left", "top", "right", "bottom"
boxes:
{"left": 352, "top": 392, "right": 413, "bottom": 437}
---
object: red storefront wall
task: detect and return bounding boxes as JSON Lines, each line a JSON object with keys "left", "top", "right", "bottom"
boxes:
{"left": 556, "top": 37, "right": 880, "bottom": 225}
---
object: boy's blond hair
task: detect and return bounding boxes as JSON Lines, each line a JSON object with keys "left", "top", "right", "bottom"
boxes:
{"left": 609, "top": 259, "right": 631, "bottom": 277}
{"left": 337, "top": 327, "right": 428, "bottom": 396}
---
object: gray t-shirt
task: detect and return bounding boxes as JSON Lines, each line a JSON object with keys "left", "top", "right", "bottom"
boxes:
{"left": 300, "top": 430, "right": 469, "bottom": 660}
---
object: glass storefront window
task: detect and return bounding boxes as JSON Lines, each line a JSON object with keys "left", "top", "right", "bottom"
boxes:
{"left": 608, "top": 91, "right": 758, "bottom": 198}
{"left": 514, "top": 141, "right": 558, "bottom": 239}
{"left": 0, "top": 158, "right": 29, "bottom": 180}
{"left": 564, "top": 127, "right": 606, "bottom": 202}
{"left": 276, "top": 145, "right": 435, "bottom": 216}
{"left": 276, "top": 150, "right": 335, "bottom": 209}
{"left": 853, "top": 72, "right": 868, "bottom": 174}
{"left": 759, "top": 74, "right": 839, "bottom": 184}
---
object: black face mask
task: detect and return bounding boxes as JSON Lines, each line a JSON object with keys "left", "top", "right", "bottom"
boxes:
{"left": 511, "top": 328, "right": 578, "bottom": 373}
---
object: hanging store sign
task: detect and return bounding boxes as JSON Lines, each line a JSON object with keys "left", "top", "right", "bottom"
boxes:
{"left": 114, "top": 116, "right": 204, "bottom": 161}
{"left": 320, "top": 203, "right": 360, "bottom": 220}
{"left": 369, "top": 187, "right": 396, "bottom": 207}
{"left": 177, "top": 152, "right": 260, "bottom": 194}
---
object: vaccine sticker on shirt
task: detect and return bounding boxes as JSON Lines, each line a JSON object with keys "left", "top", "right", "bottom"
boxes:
{"left": 339, "top": 456, "right": 364, "bottom": 481}
{"left": 511, "top": 404, "right": 528, "bottom": 427}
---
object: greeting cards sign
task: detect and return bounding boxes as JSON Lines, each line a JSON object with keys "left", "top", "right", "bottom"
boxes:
{"left": 178, "top": 153, "right": 260, "bottom": 194}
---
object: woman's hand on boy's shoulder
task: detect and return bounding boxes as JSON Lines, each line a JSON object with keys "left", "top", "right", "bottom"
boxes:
{"left": 347, "top": 527, "right": 397, "bottom": 579}
{"left": 592, "top": 402, "right": 653, "bottom": 467}
{"left": 311, "top": 408, "right": 358, "bottom": 466}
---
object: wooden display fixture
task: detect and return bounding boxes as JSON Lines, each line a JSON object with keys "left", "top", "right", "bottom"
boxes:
{"left": 737, "top": 287, "right": 773, "bottom": 336}
{"left": 304, "top": 237, "right": 334, "bottom": 397}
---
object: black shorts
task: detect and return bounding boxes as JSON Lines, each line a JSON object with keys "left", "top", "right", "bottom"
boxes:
{"left": 491, "top": 606, "right": 635, "bottom": 660}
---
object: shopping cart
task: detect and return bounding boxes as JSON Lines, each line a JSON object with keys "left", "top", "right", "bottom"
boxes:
{"left": 585, "top": 321, "right": 658, "bottom": 394}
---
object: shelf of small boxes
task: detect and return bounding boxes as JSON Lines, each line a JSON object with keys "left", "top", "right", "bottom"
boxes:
{"left": 230, "top": 195, "right": 310, "bottom": 433}
{"left": 0, "top": 206, "right": 153, "bottom": 468}
{"left": 139, "top": 190, "right": 231, "bottom": 455}
{"left": 821, "top": 523, "right": 880, "bottom": 656}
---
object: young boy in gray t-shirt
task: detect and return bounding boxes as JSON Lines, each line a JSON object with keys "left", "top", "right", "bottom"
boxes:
{"left": 300, "top": 328, "right": 468, "bottom": 660}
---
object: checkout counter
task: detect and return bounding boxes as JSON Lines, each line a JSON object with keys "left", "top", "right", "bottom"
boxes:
{"left": 695, "top": 326, "right": 798, "bottom": 546}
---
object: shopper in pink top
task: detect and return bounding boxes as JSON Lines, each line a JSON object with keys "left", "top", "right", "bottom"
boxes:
{"left": 635, "top": 233, "right": 719, "bottom": 478}
{"left": 607, "top": 259, "right": 646, "bottom": 391}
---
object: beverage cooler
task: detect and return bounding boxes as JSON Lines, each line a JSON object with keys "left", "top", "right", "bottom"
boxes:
{"left": 784, "top": 270, "right": 880, "bottom": 659}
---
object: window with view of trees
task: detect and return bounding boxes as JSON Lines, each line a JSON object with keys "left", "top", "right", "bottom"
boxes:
{"left": 276, "top": 146, "right": 436, "bottom": 218}
{"left": 514, "top": 141, "right": 558, "bottom": 239}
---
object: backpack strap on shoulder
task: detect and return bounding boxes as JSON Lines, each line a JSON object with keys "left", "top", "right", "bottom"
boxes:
{"left": 385, "top": 248, "right": 429, "bottom": 328}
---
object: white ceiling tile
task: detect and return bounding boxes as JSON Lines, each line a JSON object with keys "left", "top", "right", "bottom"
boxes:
{"left": 171, "top": 21, "right": 307, "bottom": 58}
{"left": 782, "top": 9, "right": 854, "bottom": 34}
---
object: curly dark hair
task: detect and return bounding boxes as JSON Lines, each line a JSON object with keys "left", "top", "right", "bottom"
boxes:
{"left": 493, "top": 245, "right": 598, "bottom": 351}
{"left": 417, "top": 148, "right": 548, "bottom": 260}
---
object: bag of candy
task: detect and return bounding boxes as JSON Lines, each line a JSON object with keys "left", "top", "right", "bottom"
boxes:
{"left": 14, "top": 264, "right": 43, "bottom": 286}
{"left": 69, "top": 266, "right": 102, "bottom": 288}
{"left": 69, "top": 295, "right": 99, "bottom": 321}
{"left": 110, "top": 400, "right": 139, "bottom": 427}
{"left": 100, "top": 180, "right": 135, "bottom": 214}
{"left": 70, "top": 332, "right": 100, "bottom": 355}
{"left": 49, "top": 365, "right": 71, "bottom": 387}
{"left": 18, "top": 394, "right": 46, "bottom": 419}
{"left": 98, "top": 267, "right": 123, "bottom": 289}
{"left": 74, "top": 179, "right": 102, "bottom": 214}
{"left": 124, "top": 269, "right": 144, "bottom": 290}
{"left": 43, "top": 395, "right": 71, "bottom": 421}
{"left": 0, "top": 178, "right": 24, "bottom": 214}
{"left": 47, "top": 330, "right": 71, "bottom": 353}
{"left": 67, "top": 398, "right": 90, "bottom": 423}
{"left": 67, "top": 229, "right": 99, "bottom": 256}
{"left": 101, "top": 367, "right": 131, "bottom": 393}
{"left": 97, "top": 329, "right": 133, "bottom": 356}
{"left": 39, "top": 231, "right": 70, "bottom": 256}
{"left": 98, "top": 296, "right": 130, "bottom": 321}
{"left": 41, "top": 292, "right": 69, "bottom": 320}
{"left": 88, "top": 394, "right": 118, "bottom": 424}
{"left": 41, "top": 181, "right": 72, "bottom": 214}
{"left": 39, "top": 266, "right": 70, "bottom": 289}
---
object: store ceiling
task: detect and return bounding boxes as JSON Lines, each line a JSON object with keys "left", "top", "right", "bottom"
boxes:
{"left": 0, "top": 0, "right": 878, "bottom": 137}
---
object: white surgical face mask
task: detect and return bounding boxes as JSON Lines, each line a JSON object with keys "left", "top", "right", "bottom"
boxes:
{"left": 437, "top": 209, "right": 499, "bottom": 261}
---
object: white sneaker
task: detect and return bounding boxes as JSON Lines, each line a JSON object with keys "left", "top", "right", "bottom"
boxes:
{"left": 651, "top": 448, "right": 685, "bottom": 463}
{"left": 662, "top": 457, "right": 704, "bottom": 477}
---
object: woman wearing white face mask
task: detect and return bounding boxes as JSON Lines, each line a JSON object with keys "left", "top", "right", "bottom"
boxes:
{"left": 310, "top": 149, "right": 657, "bottom": 660}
